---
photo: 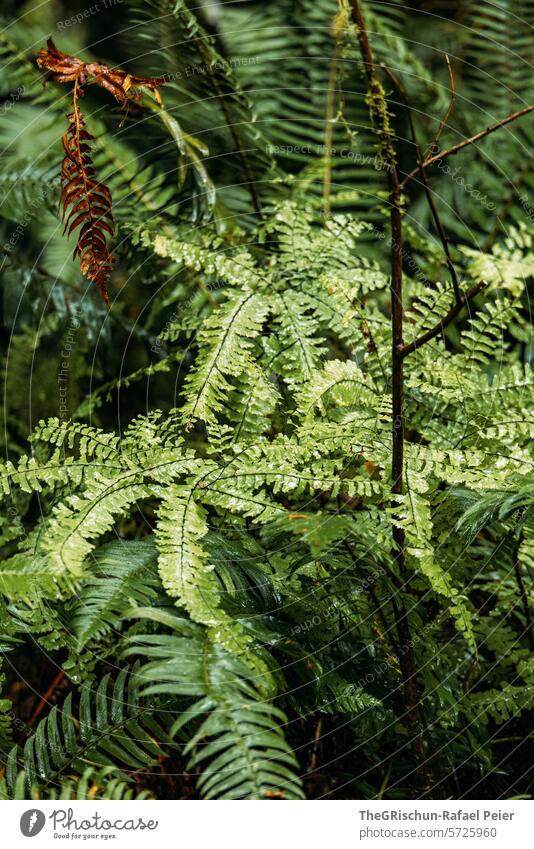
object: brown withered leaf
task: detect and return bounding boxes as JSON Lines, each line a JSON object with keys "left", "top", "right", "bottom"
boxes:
{"left": 37, "top": 38, "right": 166, "bottom": 105}
{"left": 37, "top": 38, "right": 166, "bottom": 304}
{"left": 61, "top": 110, "right": 115, "bottom": 306}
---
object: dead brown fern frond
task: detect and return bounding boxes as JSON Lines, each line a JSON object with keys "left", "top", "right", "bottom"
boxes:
{"left": 37, "top": 38, "right": 166, "bottom": 305}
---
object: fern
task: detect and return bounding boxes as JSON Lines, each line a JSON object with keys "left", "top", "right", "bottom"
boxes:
{"left": 1, "top": 766, "right": 154, "bottom": 801}
{"left": 2, "top": 666, "right": 173, "bottom": 800}
{"left": 71, "top": 539, "right": 160, "bottom": 650}
{"left": 124, "top": 608, "right": 303, "bottom": 800}
{"left": 1, "top": 0, "right": 533, "bottom": 803}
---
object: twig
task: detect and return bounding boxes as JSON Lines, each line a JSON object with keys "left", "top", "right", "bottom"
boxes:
{"left": 323, "top": 50, "right": 339, "bottom": 221}
{"left": 425, "top": 54, "right": 455, "bottom": 157}
{"left": 351, "top": 0, "right": 374, "bottom": 80}
{"left": 399, "top": 280, "right": 487, "bottom": 358}
{"left": 309, "top": 717, "right": 323, "bottom": 773}
{"left": 29, "top": 669, "right": 67, "bottom": 726}
{"left": 381, "top": 62, "right": 461, "bottom": 303}
{"left": 350, "top": 0, "right": 531, "bottom": 799}
{"left": 399, "top": 104, "right": 534, "bottom": 192}
{"left": 350, "top": 0, "right": 431, "bottom": 792}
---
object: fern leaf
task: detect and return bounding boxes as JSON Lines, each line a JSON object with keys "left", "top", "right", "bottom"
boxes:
{"left": 125, "top": 610, "right": 303, "bottom": 800}
{"left": 71, "top": 539, "right": 159, "bottom": 649}
{"left": 156, "top": 485, "right": 251, "bottom": 655}
{"left": 3, "top": 665, "right": 173, "bottom": 799}
{"left": 181, "top": 290, "right": 269, "bottom": 427}
{"left": 61, "top": 109, "right": 114, "bottom": 305}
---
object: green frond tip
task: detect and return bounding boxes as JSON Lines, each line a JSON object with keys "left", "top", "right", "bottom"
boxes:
{"left": 156, "top": 486, "right": 253, "bottom": 657}
{"left": 0, "top": 766, "right": 154, "bottom": 801}
{"left": 71, "top": 539, "right": 160, "bottom": 650}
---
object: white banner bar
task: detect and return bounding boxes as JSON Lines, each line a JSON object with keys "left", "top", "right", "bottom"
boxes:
{"left": 1, "top": 800, "right": 533, "bottom": 848}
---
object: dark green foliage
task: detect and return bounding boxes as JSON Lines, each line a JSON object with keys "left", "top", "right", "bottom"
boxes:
{"left": 1, "top": 666, "right": 174, "bottom": 800}
{"left": 124, "top": 608, "right": 304, "bottom": 800}
{"left": 0, "top": 0, "right": 532, "bottom": 801}
{"left": 70, "top": 539, "right": 160, "bottom": 650}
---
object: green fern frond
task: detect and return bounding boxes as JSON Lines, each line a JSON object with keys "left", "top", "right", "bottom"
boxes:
{"left": 1, "top": 766, "right": 154, "bottom": 801}
{"left": 2, "top": 665, "right": 174, "bottom": 800}
{"left": 71, "top": 539, "right": 160, "bottom": 650}
{"left": 124, "top": 608, "right": 303, "bottom": 800}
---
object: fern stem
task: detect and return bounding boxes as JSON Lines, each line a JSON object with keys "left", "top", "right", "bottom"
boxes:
{"left": 28, "top": 669, "right": 67, "bottom": 727}
{"left": 194, "top": 40, "right": 263, "bottom": 217}
{"left": 380, "top": 62, "right": 461, "bottom": 304}
{"left": 399, "top": 104, "right": 534, "bottom": 192}
{"left": 322, "top": 48, "right": 339, "bottom": 220}
{"left": 350, "top": 0, "right": 431, "bottom": 794}
{"left": 425, "top": 54, "right": 455, "bottom": 157}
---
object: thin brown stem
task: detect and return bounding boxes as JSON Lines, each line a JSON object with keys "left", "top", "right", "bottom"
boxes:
{"left": 350, "top": 0, "right": 430, "bottom": 792}
{"left": 399, "top": 279, "right": 487, "bottom": 358}
{"left": 425, "top": 54, "right": 455, "bottom": 157}
{"left": 350, "top": 0, "right": 531, "bottom": 800}
{"left": 381, "top": 63, "right": 461, "bottom": 303}
{"left": 29, "top": 669, "right": 67, "bottom": 726}
{"left": 350, "top": 0, "right": 374, "bottom": 79}
{"left": 400, "top": 104, "right": 534, "bottom": 192}
{"left": 322, "top": 44, "right": 340, "bottom": 220}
